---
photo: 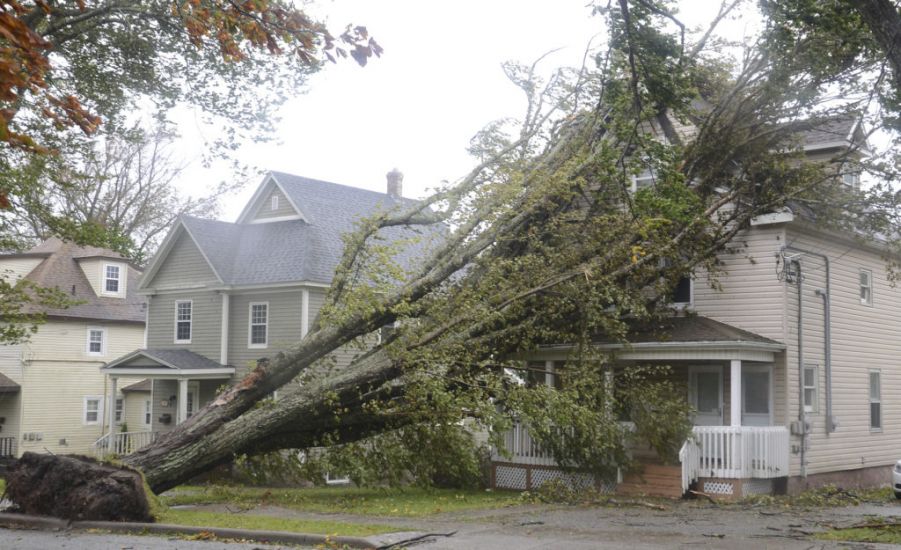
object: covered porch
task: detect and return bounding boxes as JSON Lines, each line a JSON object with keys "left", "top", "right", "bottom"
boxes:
{"left": 96, "top": 349, "right": 234, "bottom": 458}
{"left": 492, "top": 316, "right": 791, "bottom": 498}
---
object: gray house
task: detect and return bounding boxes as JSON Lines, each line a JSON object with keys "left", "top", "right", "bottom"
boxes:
{"left": 97, "top": 170, "right": 411, "bottom": 454}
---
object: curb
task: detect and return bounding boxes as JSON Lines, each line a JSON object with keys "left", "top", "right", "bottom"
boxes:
{"left": 0, "top": 512, "right": 424, "bottom": 549}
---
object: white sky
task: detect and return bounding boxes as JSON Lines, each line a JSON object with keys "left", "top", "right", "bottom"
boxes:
{"left": 171, "top": 1, "right": 752, "bottom": 221}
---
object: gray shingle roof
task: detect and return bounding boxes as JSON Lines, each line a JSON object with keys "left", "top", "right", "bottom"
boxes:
{"left": 800, "top": 115, "right": 860, "bottom": 149}
{"left": 180, "top": 172, "right": 442, "bottom": 286}
{"left": 592, "top": 316, "right": 783, "bottom": 346}
{"left": 121, "top": 379, "right": 151, "bottom": 392}
{"left": 15, "top": 238, "right": 145, "bottom": 323}
{"left": 0, "top": 372, "right": 20, "bottom": 393}
{"left": 106, "top": 349, "right": 230, "bottom": 371}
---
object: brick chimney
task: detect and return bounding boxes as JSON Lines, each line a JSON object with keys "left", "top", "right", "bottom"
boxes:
{"left": 386, "top": 168, "right": 403, "bottom": 199}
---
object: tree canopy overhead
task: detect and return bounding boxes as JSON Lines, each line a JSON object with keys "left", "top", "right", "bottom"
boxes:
{"left": 8, "top": 0, "right": 901, "bottom": 510}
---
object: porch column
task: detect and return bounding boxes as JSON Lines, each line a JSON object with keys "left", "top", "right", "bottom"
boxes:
{"left": 107, "top": 376, "right": 118, "bottom": 435}
{"left": 177, "top": 378, "right": 188, "bottom": 424}
{"left": 730, "top": 359, "right": 741, "bottom": 427}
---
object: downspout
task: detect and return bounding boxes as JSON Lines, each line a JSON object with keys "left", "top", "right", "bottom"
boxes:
{"left": 784, "top": 246, "right": 834, "bottom": 434}
{"left": 794, "top": 259, "right": 806, "bottom": 479}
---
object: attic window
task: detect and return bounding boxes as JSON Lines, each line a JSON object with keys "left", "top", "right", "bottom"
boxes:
{"left": 105, "top": 264, "right": 120, "bottom": 293}
{"left": 271, "top": 194, "right": 279, "bottom": 211}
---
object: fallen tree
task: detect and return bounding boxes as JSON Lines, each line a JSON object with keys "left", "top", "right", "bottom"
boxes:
{"left": 9, "top": 0, "right": 901, "bottom": 513}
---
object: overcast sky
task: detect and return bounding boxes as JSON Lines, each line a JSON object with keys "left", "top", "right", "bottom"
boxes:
{"left": 172, "top": 1, "right": 753, "bottom": 221}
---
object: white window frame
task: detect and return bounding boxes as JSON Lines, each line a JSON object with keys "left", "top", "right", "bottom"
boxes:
{"left": 143, "top": 399, "right": 152, "bottom": 428}
{"left": 83, "top": 396, "right": 103, "bottom": 425}
{"left": 115, "top": 397, "right": 124, "bottom": 423}
{"left": 102, "top": 263, "right": 124, "bottom": 296}
{"left": 870, "top": 370, "right": 882, "bottom": 432}
{"left": 841, "top": 171, "right": 860, "bottom": 189}
{"left": 86, "top": 326, "right": 105, "bottom": 356}
{"left": 631, "top": 170, "right": 656, "bottom": 192}
{"left": 271, "top": 194, "right": 279, "bottom": 211}
{"left": 860, "top": 269, "right": 873, "bottom": 306}
{"left": 803, "top": 364, "right": 818, "bottom": 413}
{"left": 248, "top": 302, "right": 269, "bottom": 348}
{"left": 175, "top": 300, "right": 193, "bottom": 344}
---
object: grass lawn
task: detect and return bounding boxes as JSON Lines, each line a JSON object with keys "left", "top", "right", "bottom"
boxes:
{"left": 162, "top": 485, "right": 522, "bottom": 517}
{"left": 818, "top": 522, "right": 901, "bottom": 544}
{"left": 158, "top": 508, "right": 401, "bottom": 536}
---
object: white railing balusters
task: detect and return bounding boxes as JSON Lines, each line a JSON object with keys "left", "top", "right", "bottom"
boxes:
{"left": 92, "top": 431, "right": 159, "bottom": 460}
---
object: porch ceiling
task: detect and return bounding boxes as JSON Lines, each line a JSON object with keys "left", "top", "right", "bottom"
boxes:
{"left": 101, "top": 349, "right": 235, "bottom": 379}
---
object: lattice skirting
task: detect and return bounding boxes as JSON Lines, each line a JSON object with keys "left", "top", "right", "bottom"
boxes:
{"left": 701, "top": 480, "right": 736, "bottom": 496}
{"left": 492, "top": 462, "right": 615, "bottom": 492}
{"left": 742, "top": 478, "right": 774, "bottom": 496}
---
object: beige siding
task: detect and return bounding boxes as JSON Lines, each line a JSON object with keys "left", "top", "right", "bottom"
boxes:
{"left": 147, "top": 292, "right": 222, "bottom": 360}
{"left": 23, "top": 320, "right": 144, "bottom": 363}
{"left": 0, "top": 344, "right": 25, "bottom": 449}
{"left": 76, "top": 258, "right": 128, "bottom": 298}
{"left": 122, "top": 390, "right": 151, "bottom": 432}
{"left": 146, "top": 232, "right": 219, "bottom": 289}
{"left": 783, "top": 228, "right": 901, "bottom": 476}
{"left": 0, "top": 257, "right": 42, "bottom": 281}
{"left": 250, "top": 186, "right": 298, "bottom": 221}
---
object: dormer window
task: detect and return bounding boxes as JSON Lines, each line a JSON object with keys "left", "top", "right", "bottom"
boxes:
{"left": 271, "top": 194, "right": 279, "bottom": 210}
{"left": 104, "top": 264, "right": 121, "bottom": 293}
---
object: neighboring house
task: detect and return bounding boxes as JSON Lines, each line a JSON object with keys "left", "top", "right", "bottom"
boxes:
{"left": 493, "top": 117, "right": 893, "bottom": 498}
{"left": 0, "top": 238, "right": 145, "bottom": 457}
{"left": 98, "top": 170, "right": 418, "bottom": 454}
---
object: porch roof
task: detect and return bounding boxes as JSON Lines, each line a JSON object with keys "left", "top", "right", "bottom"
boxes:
{"left": 101, "top": 349, "right": 235, "bottom": 379}
{"left": 0, "top": 372, "right": 20, "bottom": 393}
{"left": 534, "top": 316, "right": 785, "bottom": 362}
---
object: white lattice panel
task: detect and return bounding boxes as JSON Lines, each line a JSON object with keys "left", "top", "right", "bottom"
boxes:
{"left": 702, "top": 480, "right": 735, "bottom": 495}
{"left": 495, "top": 465, "right": 527, "bottom": 490}
{"left": 742, "top": 478, "right": 773, "bottom": 496}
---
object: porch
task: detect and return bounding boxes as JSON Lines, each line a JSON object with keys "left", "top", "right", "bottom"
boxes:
{"left": 95, "top": 349, "right": 234, "bottom": 459}
{"left": 493, "top": 316, "right": 791, "bottom": 497}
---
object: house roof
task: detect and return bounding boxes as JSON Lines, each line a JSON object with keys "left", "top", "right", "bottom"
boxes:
{"left": 102, "top": 349, "right": 235, "bottom": 378}
{"left": 147, "top": 172, "right": 442, "bottom": 288}
{"left": 11, "top": 238, "right": 145, "bottom": 323}
{"left": 800, "top": 115, "right": 863, "bottom": 150}
{"left": 0, "top": 372, "right": 20, "bottom": 393}
{"left": 121, "top": 379, "right": 151, "bottom": 392}
{"left": 592, "top": 316, "right": 783, "bottom": 347}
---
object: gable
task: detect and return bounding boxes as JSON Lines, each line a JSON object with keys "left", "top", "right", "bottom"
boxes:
{"left": 249, "top": 185, "right": 299, "bottom": 222}
{"left": 144, "top": 231, "right": 219, "bottom": 289}
{"left": 0, "top": 256, "right": 44, "bottom": 282}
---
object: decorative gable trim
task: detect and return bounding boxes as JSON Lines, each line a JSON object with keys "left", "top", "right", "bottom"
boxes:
{"left": 236, "top": 172, "right": 307, "bottom": 224}
{"left": 138, "top": 220, "right": 225, "bottom": 290}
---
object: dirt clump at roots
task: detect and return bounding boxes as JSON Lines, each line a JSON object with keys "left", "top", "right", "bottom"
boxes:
{"left": 5, "top": 452, "right": 154, "bottom": 522}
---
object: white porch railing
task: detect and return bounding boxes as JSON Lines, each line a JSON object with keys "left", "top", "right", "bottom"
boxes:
{"left": 498, "top": 422, "right": 558, "bottom": 466}
{"left": 92, "top": 431, "right": 159, "bottom": 460}
{"left": 680, "top": 426, "right": 790, "bottom": 492}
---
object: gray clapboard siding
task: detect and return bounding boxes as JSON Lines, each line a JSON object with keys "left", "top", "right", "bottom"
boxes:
{"left": 146, "top": 233, "right": 219, "bottom": 289}
{"left": 147, "top": 292, "right": 222, "bottom": 360}
{"left": 251, "top": 186, "right": 298, "bottom": 221}
{"left": 228, "top": 291, "right": 304, "bottom": 376}
{"left": 784, "top": 227, "right": 901, "bottom": 475}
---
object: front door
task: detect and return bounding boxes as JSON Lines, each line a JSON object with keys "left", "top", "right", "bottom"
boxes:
{"left": 742, "top": 365, "right": 773, "bottom": 426}
{"left": 186, "top": 381, "right": 200, "bottom": 418}
{"left": 689, "top": 366, "right": 723, "bottom": 425}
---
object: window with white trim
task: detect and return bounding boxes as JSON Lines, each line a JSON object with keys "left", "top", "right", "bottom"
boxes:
{"left": 86, "top": 327, "right": 105, "bottom": 356}
{"left": 143, "top": 399, "right": 152, "bottom": 427}
{"left": 803, "top": 364, "right": 818, "bottom": 413}
{"left": 83, "top": 396, "right": 103, "bottom": 425}
{"left": 115, "top": 398, "right": 123, "bottom": 423}
{"left": 249, "top": 302, "right": 268, "bottom": 347}
{"left": 860, "top": 269, "right": 873, "bottom": 306}
{"left": 175, "top": 300, "right": 192, "bottom": 343}
{"left": 870, "top": 371, "right": 882, "bottom": 431}
{"left": 632, "top": 169, "right": 655, "bottom": 192}
{"left": 841, "top": 171, "right": 860, "bottom": 189}
{"left": 271, "top": 194, "right": 279, "bottom": 211}
{"left": 104, "top": 264, "right": 121, "bottom": 293}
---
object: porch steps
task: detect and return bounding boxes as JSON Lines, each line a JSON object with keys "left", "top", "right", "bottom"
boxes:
{"left": 616, "top": 463, "right": 683, "bottom": 499}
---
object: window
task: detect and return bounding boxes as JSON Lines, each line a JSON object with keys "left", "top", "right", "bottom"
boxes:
{"left": 104, "top": 264, "right": 120, "bottom": 293}
{"left": 83, "top": 396, "right": 103, "bottom": 425}
{"left": 86, "top": 327, "right": 105, "bottom": 355}
{"left": 632, "top": 169, "right": 655, "bottom": 192}
{"left": 860, "top": 269, "right": 873, "bottom": 306}
{"left": 143, "top": 399, "right": 152, "bottom": 427}
{"left": 175, "top": 300, "right": 192, "bottom": 343}
{"left": 115, "top": 398, "right": 123, "bottom": 423}
{"left": 271, "top": 194, "right": 279, "bottom": 210}
{"left": 249, "top": 302, "right": 268, "bottom": 347}
{"left": 841, "top": 171, "right": 860, "bottom": 189}
{"left": 870, "top": 371, "right": 882, "bottom": 431}
{"left": 803, "top": 365, "right": 818, "bottom": 413}
{"left": 673, "top": 276, "right": 692, "bottom": 305}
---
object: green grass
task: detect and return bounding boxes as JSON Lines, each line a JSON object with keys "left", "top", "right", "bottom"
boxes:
{"left": 741, "top": 485, "right": 894, "bottom": 508}
{"left": 159, "top": 509, "right": 400, "bottom": 536}
{"left": 162, "top": 485, "right": 522, "bottom": 517}
{"left": 818, "top": 522, "right": 901, "bottom": 544}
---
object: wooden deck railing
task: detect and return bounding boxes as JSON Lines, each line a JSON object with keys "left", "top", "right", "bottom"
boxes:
{"left": 680, "top": 426, "right": 790, "bottom": 492}
{"left": 92, "top": 431, "right": 159, "bottom": 459}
